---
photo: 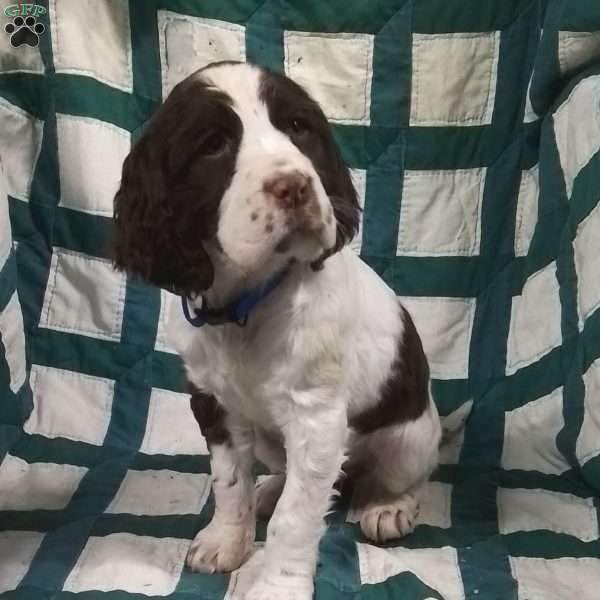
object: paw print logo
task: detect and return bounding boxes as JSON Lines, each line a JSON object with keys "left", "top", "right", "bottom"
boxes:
{"left": 4, "top": 15, "right": 45, "bottom": 48}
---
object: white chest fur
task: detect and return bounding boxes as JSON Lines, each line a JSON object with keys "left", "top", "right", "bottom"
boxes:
{"left": 166, "top": 250, "right": 402, "bottom": 430}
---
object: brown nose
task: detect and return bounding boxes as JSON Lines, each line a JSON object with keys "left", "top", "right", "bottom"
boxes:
{"left": 264, "top": 172, "right": 311, "bottom": 209}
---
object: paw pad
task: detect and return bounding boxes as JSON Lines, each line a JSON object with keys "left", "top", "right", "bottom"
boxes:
{"left": 4, "top": 15, "right": 45, "bottom": 48}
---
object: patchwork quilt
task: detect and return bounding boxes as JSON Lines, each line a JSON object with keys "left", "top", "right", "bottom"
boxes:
{"left": 1, "top": 1, "right": 600, "bottom": 598}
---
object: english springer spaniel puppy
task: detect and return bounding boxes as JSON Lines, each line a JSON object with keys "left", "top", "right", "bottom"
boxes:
{"left": 112, "top": 61, "right": 441, "bottom": 600}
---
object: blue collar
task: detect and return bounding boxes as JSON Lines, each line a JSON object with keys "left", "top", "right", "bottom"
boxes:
{"left": 181, "top": 268, "right": 289, "bottom": 328}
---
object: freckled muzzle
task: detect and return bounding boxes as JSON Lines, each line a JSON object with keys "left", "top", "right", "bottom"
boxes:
{"left": 263, "top": 171, "right": 312, "bottom": 211}
{"left": 263, "top": 170, "right": 325, "bottom": 232}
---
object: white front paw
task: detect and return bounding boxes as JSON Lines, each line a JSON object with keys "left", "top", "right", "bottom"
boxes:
{"left": 187, "top": 520, "right": 254, "bottom": 573}
{"left": 245, "top": 575, "right": 314, "bottom": 600}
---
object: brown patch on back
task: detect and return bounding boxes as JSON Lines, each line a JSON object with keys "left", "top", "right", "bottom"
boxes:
{"left": 251, "top": 211, "right": 259, "bottom": 221}
{"left": 265, "top": 223, "right": 274, "bottom": 233}
{"left": 349, "top": 304, "right": 429, "bottom": 435}
{"left": 188, "top": 382, "right": 230, "bottom": 447}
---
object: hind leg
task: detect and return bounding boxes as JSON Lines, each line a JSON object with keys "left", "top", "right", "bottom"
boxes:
{"left": 348, "top": 401, "right": 441, "bottom": 543}
{"left": 254, "top": 428, "right": 286, "bottom": 520}
{"left": 256, "top": 473, "right": 286, "bottom": 520}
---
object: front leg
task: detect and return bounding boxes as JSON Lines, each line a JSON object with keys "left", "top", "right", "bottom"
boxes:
{"left": 247, "top": 398, "right": 346, "bottom": 600}
{"left": 187, "top": 387, "right": 256, "bottom": 573}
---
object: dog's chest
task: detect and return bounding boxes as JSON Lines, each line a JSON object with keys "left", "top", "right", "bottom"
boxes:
{"left": 183, "top": 325, "right": 292, "bottom": 428}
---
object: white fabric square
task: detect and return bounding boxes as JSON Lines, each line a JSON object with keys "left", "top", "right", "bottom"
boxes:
{"left": 0, "top": 291, "right": 27, "bottom": 393}
{"left": 0, "top": 25, "right": 43, "bottom": 74}
{"left": 416, "top": 481, "right": 452, "bottom": 529}
{"left": 39, "top": 248, "right": 126, "bottom": 341}
{"left": 553, "top": 74, "right": 600, "bottom": 199}
{"left": 358, "top": 544, "right": 464, "bottom": 599}
{"left": 410, "top": 32, "right": 500, "bottom": 126}
{"left": 574, "top": 202, "right": 600, "bottom": 328}
{"left": 25, "top": 364, "right": 114, "bottom": 445}
{"left": 56, "top": 114, "right": 130, "bottom": 216}
{"left": 514, "top": 166, "right": 539, "bottom": 257}
{"left": 155, "top": 290, "right": 178, "bottom": 354}
{"left": 558, "top": 31, "right": 600, "bottom": 75}
{"left": 400, "top": 297, "right": 476, "bottom": 380}
{"left": 0, "top": 531, "right": 44, "bottom": 592}
{"left": 50, "top": 0, "right": 132, "bottom": 91}
{"left": 284, "top": 31, "right": 374, "bottom": 125}
{"left": 349, "top": 169, "right": 367, "bottom": 254}
{"left": 107, "top": 469, "right": 211, "bottom": 516}
{"left": 577, "top": 357, "right": 600, "bottom": 466}
{"left": 140, "top": 388, "right": 208, "bottom": 456}
{"left": 158, "top": 11, "right": 246, "bottom": 99}
{"left": 0, "top": 454, "right": 87, "bottom": 510}
{"left": 0, "top": 98, "right": 43, "bottom": 201}
{"left": 510, "top": 557, "right": 600, "bottom": 600}
{"left": 63, "top": 533, "right": 189, "bottom": 595}
{"left": 398, "top": 169, "right": 485, "bottom": 256}
{"left": 502, "top": 387, "right": 568, "bottom": 475}
{"left": 506, "top": 262, "right": 562, "bottom": 374}
{"left": 498, "top": 488, "right": 598, "bottom": 541}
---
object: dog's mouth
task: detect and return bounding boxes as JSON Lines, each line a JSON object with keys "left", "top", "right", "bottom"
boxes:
{"left": 274, "top": 234, "right": 294, "bottom": 254}
{"left": 273, "top": 200, "right": 336, "bottom": 255}
{"left": 274, "top": 224, "right": 330, "bottom": 254}
{"left": 216, "top": 193, "right": 336, "bottom": 274}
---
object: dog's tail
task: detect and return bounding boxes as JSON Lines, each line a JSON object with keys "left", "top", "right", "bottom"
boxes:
{"left": 439, "top": 399, "right": 473, "bottom": 447}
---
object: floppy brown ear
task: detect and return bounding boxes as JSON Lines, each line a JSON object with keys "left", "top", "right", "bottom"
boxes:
{"left": 328, "top": 157, "right": 361, "bottom": 254}
{"left": 111, "top": 133, "right": 214, "bottom": 296}
{"left": 311, "top": 144, "right": 361, "bottom": 270}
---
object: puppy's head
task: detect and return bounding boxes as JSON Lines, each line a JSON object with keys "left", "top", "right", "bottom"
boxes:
{"left": 112, "top": 62, "right": 359, "bottom": 296}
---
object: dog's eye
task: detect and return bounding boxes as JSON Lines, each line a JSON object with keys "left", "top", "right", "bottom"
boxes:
{"left": 200, "top": 132, "right": 228, "bottom": 157}
{"left": 288, "top": 117, "right": 311, "bottom": 137}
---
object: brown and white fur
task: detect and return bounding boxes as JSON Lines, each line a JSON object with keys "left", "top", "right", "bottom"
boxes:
{"left": 112, "top": 61, "right": 441, "bottom": 600}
